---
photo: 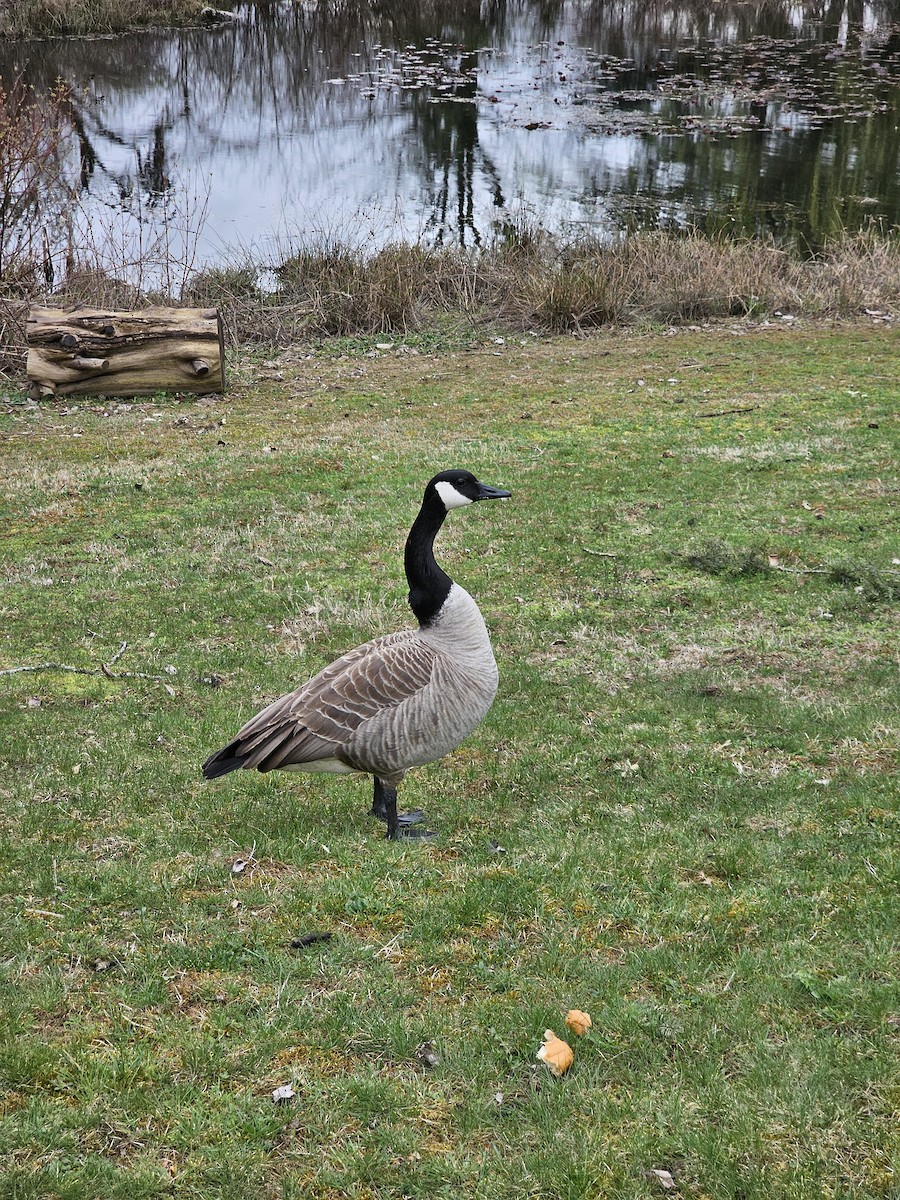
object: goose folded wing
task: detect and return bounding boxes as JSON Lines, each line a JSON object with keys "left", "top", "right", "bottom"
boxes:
{"left": 227, "top": 632, "right": 438, "bottom": 772}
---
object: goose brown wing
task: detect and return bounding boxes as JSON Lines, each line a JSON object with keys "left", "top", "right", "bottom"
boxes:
{"left": 223, "top": 630, "right": 438, "bottom": 773}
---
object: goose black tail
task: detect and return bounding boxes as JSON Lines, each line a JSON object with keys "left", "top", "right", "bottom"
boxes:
{"left": 202, "top": 744, "right": 247, "bottom": 779}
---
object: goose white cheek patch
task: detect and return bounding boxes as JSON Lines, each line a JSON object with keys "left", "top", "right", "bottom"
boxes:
{"left": 435, "top": 481, "right": 473, "bottom": 510}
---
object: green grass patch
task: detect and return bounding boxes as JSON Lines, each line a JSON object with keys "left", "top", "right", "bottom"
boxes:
{"left": 1, "top": 324, "right": 897, "bottom": 1198}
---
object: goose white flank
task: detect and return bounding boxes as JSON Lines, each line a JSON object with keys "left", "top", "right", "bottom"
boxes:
{"left": 202, "top": 469, "right": 510, "bottom": 839}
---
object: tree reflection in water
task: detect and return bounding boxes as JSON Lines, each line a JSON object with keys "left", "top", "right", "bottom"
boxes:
{"left": 1, "top": 0, "right": 897, "bottom": 272}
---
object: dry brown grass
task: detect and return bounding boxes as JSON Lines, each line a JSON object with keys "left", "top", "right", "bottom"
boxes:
{"left": 177, "top": 227, "right": 900, "bottom": 349}
{"left": 3, "top": 227, "right": 897, "bottom": 378}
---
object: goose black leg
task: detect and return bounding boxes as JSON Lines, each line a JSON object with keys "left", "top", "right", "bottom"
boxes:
{"left": 370, "top": 777, "right": 434, "bottom": 840}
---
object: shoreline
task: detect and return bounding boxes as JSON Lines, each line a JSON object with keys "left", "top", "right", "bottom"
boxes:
{"left": 2, "top": 228, "right": 896, "bottom": 379}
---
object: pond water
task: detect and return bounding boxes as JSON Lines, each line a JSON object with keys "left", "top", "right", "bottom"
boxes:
{"left": 3, "top": 0, "right": 899, "bottom": 274}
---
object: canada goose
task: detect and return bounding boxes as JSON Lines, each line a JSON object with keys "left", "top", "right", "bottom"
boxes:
{"left": 201, "top": 469, "right": 510, "bottom": 838}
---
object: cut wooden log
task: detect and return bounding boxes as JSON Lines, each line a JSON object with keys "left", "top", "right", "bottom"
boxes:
{"left": 26, "top": 305, "right": 226, "bottom": 399}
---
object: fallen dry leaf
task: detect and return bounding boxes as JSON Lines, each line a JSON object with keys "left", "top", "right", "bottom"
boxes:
{"left": 536, "top": 1029, "right": 573, "bottom": 1077}
{"left": 564, "top": 1009, "right": 592, "bottom": 1036}
{"left": 648, "top": 1167, "right": 677, "bottom": 1190}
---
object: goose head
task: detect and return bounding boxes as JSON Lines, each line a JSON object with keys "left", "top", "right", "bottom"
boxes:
{"left": 428, "top": 469, "right": 511, "bottom": 511}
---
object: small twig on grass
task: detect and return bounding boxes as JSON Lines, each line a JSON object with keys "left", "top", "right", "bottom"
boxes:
{"left": 0, "top": 641, "right": 167, "bottom": 682}
{"left": 0, "top": 662, "right": 167, "bottom": 681}
{"left": 0, "top": 663, "right": 100, "bottom": 678}
{"left": 582, "top": 547, "right": 618, "bottom": 557}
{"left": 694, "top": 405, "right": 760, "bottom": 418}
{"left": 104, "top": 641, "right": 129, "bottom": 669}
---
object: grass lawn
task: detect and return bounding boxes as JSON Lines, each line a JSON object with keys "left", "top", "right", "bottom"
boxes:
{"left": 0, "top": 322, "right": 897, "bottom": 1199}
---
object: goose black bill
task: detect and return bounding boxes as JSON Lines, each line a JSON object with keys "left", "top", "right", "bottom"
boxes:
{"left": 475, "top": 483, "right": 511, "bottom": 501}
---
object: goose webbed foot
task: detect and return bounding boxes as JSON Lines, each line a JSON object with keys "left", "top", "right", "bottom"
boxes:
{"left": 371, "top": 805, "right": 426, "bottom": 827}
{"left": 371, "top": 779, "right": 436, "bottom": 840}
{"left": 386, "top": 823, "right": 437, "bottom": 841}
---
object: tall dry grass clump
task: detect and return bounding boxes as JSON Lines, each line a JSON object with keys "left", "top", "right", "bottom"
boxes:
{"left": 517, "top": 248, "right": 630, "bottom": 331}
{"left": 274, "top": 243, "right": 435, "bottom": 334}
{"left": 615, "top": 233, "right": 803, "bottom": 320}
{"left": 803, "top": 229, "right": 900, "bottom": 314}
{"left": 184, "top": 240, "right": 508, "bottom": 344}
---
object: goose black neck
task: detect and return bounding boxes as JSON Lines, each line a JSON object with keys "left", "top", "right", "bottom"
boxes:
{"left": 405, "top": 492, "right": 453, "bottom": 627}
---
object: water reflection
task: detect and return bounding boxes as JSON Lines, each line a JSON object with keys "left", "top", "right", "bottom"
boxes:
{"left": 1, "top": 0, "right": 897, "bottom": 271}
